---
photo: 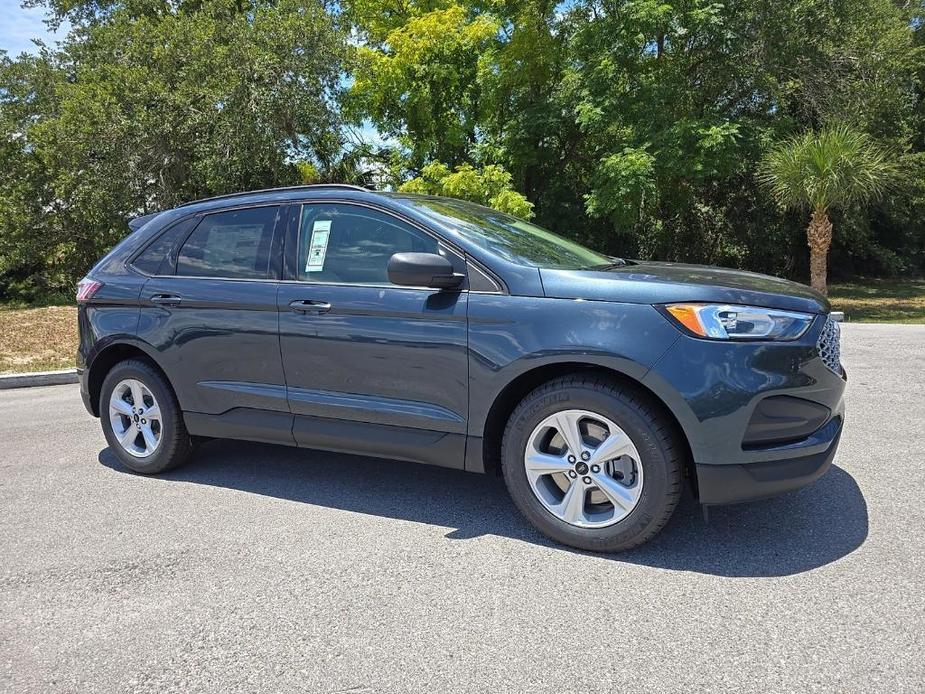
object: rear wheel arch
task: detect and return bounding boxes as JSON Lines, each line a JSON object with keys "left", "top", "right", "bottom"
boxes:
{"left": 480, "top": 362, "right": 694, "bottom": 486}
{"left": 86, "top": 342, "right": 173, "bottom": 417}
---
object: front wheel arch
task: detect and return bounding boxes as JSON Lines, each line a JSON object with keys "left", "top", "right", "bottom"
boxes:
{"left": 481, "top": 363, "right": 694, "bottom": 488}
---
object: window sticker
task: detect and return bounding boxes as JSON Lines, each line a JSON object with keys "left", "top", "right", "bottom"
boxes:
{"left": 305, "top": 220, "right": 332, "bottom": 272}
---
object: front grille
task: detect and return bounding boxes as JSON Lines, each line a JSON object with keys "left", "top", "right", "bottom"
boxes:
{"left": 817, "top": 317, "right": 842, "bottom": 375}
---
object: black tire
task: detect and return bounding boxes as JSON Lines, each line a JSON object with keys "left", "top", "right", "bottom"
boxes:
{"left": 501, "top": 375, "right": 683, "bottom": 552}
{"left": 100, "top": 358, "right": 193, "bottom": 475}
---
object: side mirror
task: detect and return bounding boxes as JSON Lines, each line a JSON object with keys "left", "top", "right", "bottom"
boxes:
{"left": 387, "top": 252, "right": 464, "bottom": 289}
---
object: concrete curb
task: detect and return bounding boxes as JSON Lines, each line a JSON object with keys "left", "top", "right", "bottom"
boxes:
{"left": 0, "top": 369, "right": 78, "bottom": 390}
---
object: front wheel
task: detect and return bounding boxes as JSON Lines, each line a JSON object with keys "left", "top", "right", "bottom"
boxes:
{"left": 100, "top": 359, "right": 192, "bottom": 475}
{"left": 502, "top": 375, "right": 683, "bottom": 552}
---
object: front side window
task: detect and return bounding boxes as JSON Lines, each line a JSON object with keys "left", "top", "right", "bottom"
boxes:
{"left": 297, "top": 204, "right": 438, "bottom": 284}
{"left": 176, "top": 206, "right": 279, "bottom": 279}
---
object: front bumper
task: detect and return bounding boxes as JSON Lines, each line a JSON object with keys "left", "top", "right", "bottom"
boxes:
{"left": 696, "top": 415, "right": 843, "bottom": 504}
{"left": 641, "top": 313, "right": 847, "bottom": 504}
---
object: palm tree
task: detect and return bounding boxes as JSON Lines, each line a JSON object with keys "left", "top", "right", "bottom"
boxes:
{"left": 758, "top": 125, "right": 898, "bottom": 295}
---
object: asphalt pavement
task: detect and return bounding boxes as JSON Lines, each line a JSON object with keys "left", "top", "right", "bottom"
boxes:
{"left": 1, "top": 323, "right": 923, "bottom": 693}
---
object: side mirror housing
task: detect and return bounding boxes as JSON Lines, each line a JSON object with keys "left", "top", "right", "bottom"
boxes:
{"left": 387, "top": 252, "right": 463, "bottom": 289}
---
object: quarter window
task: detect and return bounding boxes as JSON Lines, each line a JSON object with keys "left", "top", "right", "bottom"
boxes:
{"left": 297, "top": 204, "right": 438, "bottom": 284}
{"left": 131, "top": 220, "right": 193, "bottom": 275}
{"left": 176, "top": 207, "right": 279, "bottom": 279}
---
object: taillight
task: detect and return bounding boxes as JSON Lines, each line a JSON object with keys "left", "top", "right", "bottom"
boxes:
{"left": 76, "top": 278, "right": 103, "bottom": 303}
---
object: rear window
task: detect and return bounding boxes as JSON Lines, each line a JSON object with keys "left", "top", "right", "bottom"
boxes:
{"left": 176, "top": 207, "right": 280, "bottom": 279}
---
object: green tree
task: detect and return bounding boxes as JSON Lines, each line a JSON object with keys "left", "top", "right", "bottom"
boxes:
{"left": 0, "top": 53, "right": 66, "bottom": 298}
{"left": 347, "top": 0, "right": 924, "bottom": 278}
{"left": 759, "top": 125, "right": 900, "bottom": 295}
{"left": 0, "top": 0, "right": 347, "bottom": 298}
{"left": 557, "top": 0, "right": 922, "bottom": 269}
{"left": 345, "top": 2, "right": 500, "bottom": 168}
{"left": 3, "top": 0, "right": 924, "bottom": 300}
{"left": 399, "top": 162, "right": 534, "bottom": 218}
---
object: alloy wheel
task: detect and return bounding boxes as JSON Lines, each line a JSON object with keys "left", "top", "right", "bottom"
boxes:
{"left": 108, "top": 379, "right": 162, "bottom": 458}
{"left": 524, "top": 409, "right": 643, "bottom": 528}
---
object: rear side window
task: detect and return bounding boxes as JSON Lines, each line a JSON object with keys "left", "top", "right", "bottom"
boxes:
{"left": 131, "top": 221, "right": 192, "bottom": 275}
{"left": 176, "top": 207, "right": 280, "bottom": 279}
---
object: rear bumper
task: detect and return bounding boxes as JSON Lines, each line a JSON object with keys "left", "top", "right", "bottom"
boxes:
{"left": 696, "top": 416, "right": 843, "bottom": 505}
{"left": 77, "top": 367, "right": 95, "bottom": 417}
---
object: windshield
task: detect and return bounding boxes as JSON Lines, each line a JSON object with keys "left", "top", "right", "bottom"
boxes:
{"left": 396, "top": 196, "right": 612, "bottom": 270}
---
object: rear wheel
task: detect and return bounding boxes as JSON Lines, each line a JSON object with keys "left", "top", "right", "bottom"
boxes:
{"left": 100, "top": 359, "right": 192, "bottom": 474}
{"left": 502, "top": 375, "right": 683, "bottom": 552}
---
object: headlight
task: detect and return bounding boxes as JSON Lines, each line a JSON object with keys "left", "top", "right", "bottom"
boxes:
{"left": 662, "top": 303, "right": 814, "bottom": 341}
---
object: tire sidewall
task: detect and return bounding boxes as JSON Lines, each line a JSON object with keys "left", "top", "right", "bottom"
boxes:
{"left": 503, "top": 382, "right": 675, "bottom": 551}
{"left": 100, "top": 361, "right": 181, "bottom": 475}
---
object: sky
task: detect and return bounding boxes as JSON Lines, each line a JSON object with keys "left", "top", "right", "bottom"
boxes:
{"left": 0, "top": 0, "right": 65, "bottom": 56}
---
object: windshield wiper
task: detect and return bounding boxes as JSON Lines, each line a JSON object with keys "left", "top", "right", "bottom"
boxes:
{"left": 587, "top": 256, "right": 628, "bottom": 270}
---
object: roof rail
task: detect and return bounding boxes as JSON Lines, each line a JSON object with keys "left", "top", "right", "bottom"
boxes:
{"left": 177, "top": 184, "right": 372, "bottom": 208}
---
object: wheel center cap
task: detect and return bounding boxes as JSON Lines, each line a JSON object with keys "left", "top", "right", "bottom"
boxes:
{"left": 575, "top": 461, "right": 589, "bottom": 475}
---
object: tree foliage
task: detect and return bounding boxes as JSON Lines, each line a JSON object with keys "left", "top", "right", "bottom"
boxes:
{"left": 759, "top": 124, "right": 902, "bottom": 294}
{"left": 1, "top": 0, "right": 924, "bottom": 300}
{"left": 347, "top": 4, "right": 500, "bottom": 167}
{"left": 759, "top": 126, "right": 899, "bottom": 213}
{"left": 399, "top": 162, "right": 534, "bottom": 218}
{"left": 346, "top": 0, "right": 924, "bottom": 277}
{"left": 1, "top": 0, "right": 346, "bottom": 298}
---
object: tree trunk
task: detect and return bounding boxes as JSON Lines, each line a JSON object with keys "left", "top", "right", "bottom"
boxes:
{"left": 806, "top": 206, "right": 833, "bottom": 295}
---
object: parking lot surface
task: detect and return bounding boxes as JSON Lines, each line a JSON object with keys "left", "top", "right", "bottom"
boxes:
{"left": 1, "top": 324, "right": 923, "bottom": 693}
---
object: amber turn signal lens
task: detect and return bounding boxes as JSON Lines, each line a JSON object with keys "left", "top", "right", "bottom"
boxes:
{"left": 665, "top": 304, "right": 707, "bottom": 336}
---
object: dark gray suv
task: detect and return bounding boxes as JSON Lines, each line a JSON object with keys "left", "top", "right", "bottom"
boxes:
{"left": 77, "top": 185, "right": 846, "bottom": 552}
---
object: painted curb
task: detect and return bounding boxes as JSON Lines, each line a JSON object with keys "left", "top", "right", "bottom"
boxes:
{"left": 0, "top": 369, "right": 78, "bottom": 390}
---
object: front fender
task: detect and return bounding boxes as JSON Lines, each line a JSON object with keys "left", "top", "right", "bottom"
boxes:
{"left": 467, "top": 294, "right": 682, "bottom": 437}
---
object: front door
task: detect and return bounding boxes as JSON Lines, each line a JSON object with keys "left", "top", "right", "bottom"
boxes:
{"left": 277, "top": 202, "right": 469, "bottom": 468}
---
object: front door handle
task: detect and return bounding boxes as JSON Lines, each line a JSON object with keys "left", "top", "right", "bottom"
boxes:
{"left": 289, "top": 299, "right": 332, "bottom": 314}
{"left": 150, "top": 294, "right": 182, "bottom": 306}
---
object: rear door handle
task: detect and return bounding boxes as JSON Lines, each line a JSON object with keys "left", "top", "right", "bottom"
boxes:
{"left": 150, "top": 294, "right": 182, "bottom": 306}
{"left": 289, "top": 299, "right": 332, "bottom": 314}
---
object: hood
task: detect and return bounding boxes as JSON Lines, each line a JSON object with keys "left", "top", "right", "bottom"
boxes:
{"left": 540, "top": 260, "right": 830, "bottom": 315}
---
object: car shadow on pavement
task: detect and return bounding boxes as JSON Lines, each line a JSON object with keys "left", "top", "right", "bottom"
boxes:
{"left": 99, "top": 440, "right": 868, "bottom": 578}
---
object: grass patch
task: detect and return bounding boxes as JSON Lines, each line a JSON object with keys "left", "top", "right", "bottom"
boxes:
{"left": 828, "top": 278, "right": 925, "bottom": 324}
{"left": 0, "top": 305, "right": 78, "bottom": 374}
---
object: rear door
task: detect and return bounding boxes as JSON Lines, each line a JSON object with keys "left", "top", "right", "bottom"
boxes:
{"left": 277, "top": 201, "right": 469, "bottom": 468}
{"left": 136, "top": 204, "right": 291, "bottom": 442}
